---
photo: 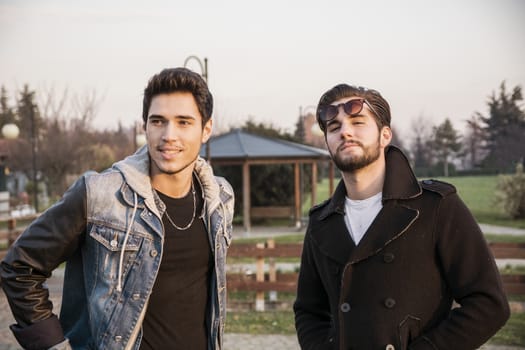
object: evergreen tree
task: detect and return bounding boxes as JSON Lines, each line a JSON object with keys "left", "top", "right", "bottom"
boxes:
{"left": 480, "top": 82, "right": 525, "bottom": 172}
{"left": 0, "top": 86, "right": 16, "bottom": 127}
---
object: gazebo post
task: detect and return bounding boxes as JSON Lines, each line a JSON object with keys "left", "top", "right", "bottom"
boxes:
{"left": 311, "top": 161, "right": 317, "bottom": 207}
{"left": 243, "top": 161, "right": 251, "bottom": 232}
{"left": 294, "top": 162, "right": 301, "bottom": 228}
{"left": 329, "top": 161, "right": 335, "bottom": 195}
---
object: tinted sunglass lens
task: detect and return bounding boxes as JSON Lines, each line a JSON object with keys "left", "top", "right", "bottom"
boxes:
{"left": 323, "top": 105, "right": 338, "bottom": 121}
{"left": 343, "top": 100, "right": 364, "bottom": 116}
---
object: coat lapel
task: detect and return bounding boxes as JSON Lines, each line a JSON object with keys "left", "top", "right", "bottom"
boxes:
{"left": 309, "top": 213, "right": 355, "bottom": 266}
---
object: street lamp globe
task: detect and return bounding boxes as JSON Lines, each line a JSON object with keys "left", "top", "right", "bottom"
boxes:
{"left": 311, "top": 122, "right": 324, "bottom": 137}
{"left": 135, "top": 133, "right": 147, "bottom": 148}
{"left": 1, "top": 123, "right": 20, "bottom": 140}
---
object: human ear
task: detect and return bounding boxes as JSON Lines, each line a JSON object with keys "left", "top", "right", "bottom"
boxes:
{"left": 202, "top": 119, "right": 213, "bottom": 143}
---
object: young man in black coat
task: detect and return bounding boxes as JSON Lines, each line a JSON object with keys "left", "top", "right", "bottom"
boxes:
{"left": 293, "top": 84, "right": 509, "bottom": 350}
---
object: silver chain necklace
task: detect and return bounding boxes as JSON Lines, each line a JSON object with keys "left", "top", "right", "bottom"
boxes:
{"left": 161, "top": 180, "right": 196, "bottom": 231}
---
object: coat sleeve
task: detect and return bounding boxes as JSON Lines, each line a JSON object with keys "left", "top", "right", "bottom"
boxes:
{"left": 294, "top": 231, "right": 336, "bottom": 350}
{"left": 410, "top": 192, "right": 510, "bottom": 350}
{"left": 0, "top": 176, "right": 88, "bottom": 349}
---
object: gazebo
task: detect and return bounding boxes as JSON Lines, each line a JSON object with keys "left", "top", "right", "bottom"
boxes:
{"left": 200, "top": 129, "right": 334, "bottom": 231}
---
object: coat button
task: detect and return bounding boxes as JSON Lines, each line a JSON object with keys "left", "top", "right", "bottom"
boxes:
{"left": 340, "top": 302, "right": 351, "bottom": 312}
{"left": 383, "top": 253, "right": 395, "bottom": 263}
{"left": 114, "top": 335, "right": 122, "bottom": 342}
{"left": 385, "top": 344, "right": 395, "bottom": 350}
{"left": 384, "top": 298, "right": 396, "bottom": 309}
{"left": 150, "top": 249, "right": 158, "bottom": 257}
{"left": 132, "top": 293, "right": 140, "bottom": 301}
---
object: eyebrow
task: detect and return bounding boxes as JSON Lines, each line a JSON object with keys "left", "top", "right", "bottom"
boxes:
{"left": 148, "top": 114, "right": 197, "bottom": 120}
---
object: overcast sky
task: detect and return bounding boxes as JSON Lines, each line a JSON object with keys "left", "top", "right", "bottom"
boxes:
{"left": 1, "top": 0, "right": 524, "bottom": 139}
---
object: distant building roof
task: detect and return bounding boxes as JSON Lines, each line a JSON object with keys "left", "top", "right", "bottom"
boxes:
{"left": 199, "top": 129, "right": 329, "bottom": 161}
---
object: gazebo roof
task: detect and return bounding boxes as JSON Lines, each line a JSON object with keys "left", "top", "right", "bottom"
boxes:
{"left": 199, "top": 129, "right": 329, "bottom": 160}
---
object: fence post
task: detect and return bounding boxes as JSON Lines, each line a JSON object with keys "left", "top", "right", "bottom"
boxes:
{"left": 7, "top": 218, "right": 16, "bottom": 246}
{"left": 267, "top": 239, "right": 278, "bottom": 302}
{"left": 255, "top": 242, "right": 265, "bottom": 311}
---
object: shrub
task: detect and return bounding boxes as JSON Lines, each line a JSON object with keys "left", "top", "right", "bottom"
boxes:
{"left": 496, "top": 163, "right": 525, "bottom": 219}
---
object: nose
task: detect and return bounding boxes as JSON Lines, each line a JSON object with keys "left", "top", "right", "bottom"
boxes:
{"left": 338, "top": 116, "right": 354, "bottom": 137}
{"left": 162, "top": 120, "right": 179, "bottom": 141}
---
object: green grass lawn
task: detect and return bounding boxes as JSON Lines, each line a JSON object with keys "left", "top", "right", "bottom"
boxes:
{"left": 434, "top": 175, "right": 525, "bottom": 229}
{"left": 226, "top": 310, "right": 295, "bottom": 335}
{"left": 302, "top": 175, "right": 525, "bottom": 229}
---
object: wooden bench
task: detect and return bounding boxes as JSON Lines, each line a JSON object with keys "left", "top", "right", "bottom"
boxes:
{"left": 250, "top": 206, "right": 294, "bottom": 219}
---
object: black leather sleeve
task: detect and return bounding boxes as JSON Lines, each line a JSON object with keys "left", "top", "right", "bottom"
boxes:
{"left": 0, "top": 175, "right": 88, "bottom": 347}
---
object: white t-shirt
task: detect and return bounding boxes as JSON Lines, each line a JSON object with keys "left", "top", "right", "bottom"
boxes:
{"left": 344, "top": 192, "right": 383, "bottom": 245}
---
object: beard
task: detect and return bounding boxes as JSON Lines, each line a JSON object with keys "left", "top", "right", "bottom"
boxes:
{"left": 330, "top": 137, "right": 381, "bottom": 172}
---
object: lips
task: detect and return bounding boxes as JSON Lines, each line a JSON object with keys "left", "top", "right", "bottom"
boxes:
{"left": 157, "top": 146, "right": 183, "bottom": 159}
{"left": 338, "top": 141, "right": 362, "bottom": 152}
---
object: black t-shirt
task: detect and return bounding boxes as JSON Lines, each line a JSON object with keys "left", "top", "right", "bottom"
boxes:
{"left": 140, "top": 178, "right": 212, "bottom": 350}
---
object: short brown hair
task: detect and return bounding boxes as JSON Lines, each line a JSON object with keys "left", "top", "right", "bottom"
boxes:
{"left": 142, "top": 68, "right": 213, "bottom": 127}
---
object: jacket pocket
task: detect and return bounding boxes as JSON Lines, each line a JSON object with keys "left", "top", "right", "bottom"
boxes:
{"left": 88, "top": 225, "right": 141, "bottom": 282}
{"left": 90, "top": 225, "right": 141, "bottom": 252}
{"left": 398, "top": 315, "right": 421, "bottom": 350}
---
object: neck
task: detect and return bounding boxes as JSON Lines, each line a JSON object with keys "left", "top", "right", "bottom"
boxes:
{"left": 151, "top": 166, "right": 194, "bottom": 198}
{"left": 341, "top": 157, "right": 386, "bottom": 200}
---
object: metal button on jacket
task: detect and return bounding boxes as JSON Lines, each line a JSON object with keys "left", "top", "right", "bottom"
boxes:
{"left": 340, "top": 302, "right": 351, "bottom": 312}
{"left": 385, "top": 344, "right": 395, "bottom": 350}
{"left": 383, "top": 252, "right": 395, "bottom": 263}
{"left": 150, "top": 249, "right": 158, "bottom": 257}
{"left": 384, "top": 298, "right": 396, "bottom": 308}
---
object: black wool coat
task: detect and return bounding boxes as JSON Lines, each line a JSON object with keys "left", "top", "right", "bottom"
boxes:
{"left": 293, "top": 146, "right": 509, "bottom": 350}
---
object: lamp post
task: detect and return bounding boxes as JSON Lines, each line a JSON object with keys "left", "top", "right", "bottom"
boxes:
{"left": 297, "top": 105, "right": 317, "bottom": 222}
{"left": 183, "top": 55, "right": 211, "bottom": 163}
{"left": 0, "top": 123, "right": 20, "bottom": 217}
{"left": 28, "top": 106, "right": 39, "bottom": 213}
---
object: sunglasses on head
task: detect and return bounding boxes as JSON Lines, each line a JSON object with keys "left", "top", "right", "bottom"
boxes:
{"left": 319, "top": 98, "right": 378, "bottom": 124}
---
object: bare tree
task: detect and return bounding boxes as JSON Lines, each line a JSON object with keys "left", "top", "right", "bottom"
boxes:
{"left": 430, "top": 118, "right": 462, "bottom": 177}
{"left": 409, "top": 114, "right": 434, "bottom": 175}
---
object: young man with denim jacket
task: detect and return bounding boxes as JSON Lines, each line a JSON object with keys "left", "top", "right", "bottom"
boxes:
{"left": 1, "top": 68, "right": 234, "bottom": 350}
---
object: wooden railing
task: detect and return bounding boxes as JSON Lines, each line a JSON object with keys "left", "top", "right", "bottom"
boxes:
{"left": 0, "top": 216, "right": 38, "bottom": 261}
{"left": 227, "top": 240, "right": 525, "bottom": 310}
{"left": 2, "top": 220, "right": 524, "bottom": 304}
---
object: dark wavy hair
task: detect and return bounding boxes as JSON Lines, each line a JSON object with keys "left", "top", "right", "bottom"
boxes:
{"left": 316, "top": 84, "right": 391, "bottom": 133}
{"left": 142, "top": 67, "right": 213, "bottom": 128}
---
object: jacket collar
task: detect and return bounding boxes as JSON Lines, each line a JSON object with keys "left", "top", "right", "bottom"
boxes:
{"left": 319, "top": 145, "right": 421, "bottom": 220}
{"left": 312, "top": 145, "right": 421, "bottom": 265}
{"left": 112, "top": 145, "right": 224, "bottom": 217}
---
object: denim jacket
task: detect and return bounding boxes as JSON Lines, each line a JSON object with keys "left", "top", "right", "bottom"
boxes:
{"left": 1, "top": 146, "right": 234, "bottom": 350}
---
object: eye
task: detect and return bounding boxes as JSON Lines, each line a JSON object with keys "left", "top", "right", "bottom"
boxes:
{"left": 326, "top": 122, "right": 340, "bottom": 132}
{"left": 177, "top": 118, "right": 195, "bottom": 127}
{"left": 149, "top": 118, "right": 164, "bottom": 126}
{"left": 352, "top": 117, "right": 366, "bottom": 125}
